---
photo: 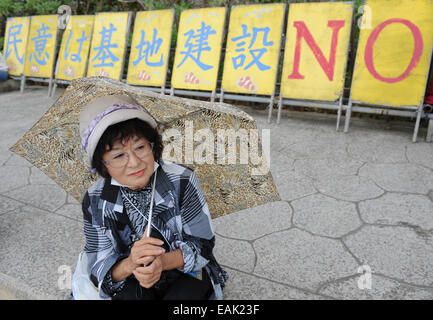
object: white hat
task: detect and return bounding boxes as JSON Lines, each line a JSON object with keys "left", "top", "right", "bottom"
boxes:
{"left": 79, "top": 94, "right": 158, "bottom": 165}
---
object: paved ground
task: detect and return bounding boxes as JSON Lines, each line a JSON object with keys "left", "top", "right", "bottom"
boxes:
{"left": 1, "top": 86, "right": 433, "bottom": 300}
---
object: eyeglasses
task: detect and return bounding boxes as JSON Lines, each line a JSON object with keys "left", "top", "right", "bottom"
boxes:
{"left": 103, "top": 141, "right": 154, "bottom": 168}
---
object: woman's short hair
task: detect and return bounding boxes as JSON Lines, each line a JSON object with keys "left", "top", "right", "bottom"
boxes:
{"left": 91, "top": 118, "right": 163, "bottom": 179}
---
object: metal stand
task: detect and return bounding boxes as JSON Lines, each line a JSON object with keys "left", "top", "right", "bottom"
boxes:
{"left": 412, "top": 103, "right": 423, "bottom": 143}
{"left": 267, "top": 93, "right": 274, "bottom": 124}
{"left": 269, "top": 3, "right": 287, "bottom": 124}
{"left": 427, "top": 117, "right": 433, "bottom": 142}
{"left": 344, "top": 98, "right": 423, "bottom": 143}
{"left": 276, "top": 94, "right": 283, "bottom": 124}
{"left": 20, "top": 75, "right": 25, "bottom": 94}
{"left": 48, "top": 76, "right": 54, "bottom": 97}
{"left": 335, "top": 94, "right": 344, "bottom": 131}
{"left": 343, "top": 97, "right": 353, "bottom": 133}
{"left": 50, "top": 82, "right": 58, "bottom": 97}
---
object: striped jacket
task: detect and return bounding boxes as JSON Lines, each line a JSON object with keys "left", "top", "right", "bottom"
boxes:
{"left": 82, "top": 160, "right": 228, "bottom": 299}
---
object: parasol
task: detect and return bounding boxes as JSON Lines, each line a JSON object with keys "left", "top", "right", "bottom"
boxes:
{"left": 10, "top": 77, "right": 280, "bottom": 218}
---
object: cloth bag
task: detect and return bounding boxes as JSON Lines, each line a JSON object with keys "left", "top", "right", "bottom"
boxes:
{"left": 71, "top": 251, "right": 111, "bottom": 300}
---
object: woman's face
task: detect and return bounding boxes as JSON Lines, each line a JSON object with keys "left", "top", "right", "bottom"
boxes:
{"left": 102, "top": 135, "right": 155, "bottom": 190}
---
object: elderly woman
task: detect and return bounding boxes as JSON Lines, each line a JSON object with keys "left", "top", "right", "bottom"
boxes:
{"left": 78, "top": 94, "right": 228, "bottom": 300}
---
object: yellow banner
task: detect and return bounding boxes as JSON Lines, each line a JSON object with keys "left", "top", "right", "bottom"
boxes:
{"left": 3, "top": 17, "right": 31, "bottom": 76}
{"left": 351, "top": 0, "right": 433, "bottom": 107}
{"left": 171, "top": 7, "right": 226, "bottom": 91}
{"left": 280, "top": 2, "right": 353, "bottom": 101}
{"left": 87, "top": 12, "right": 130, "bottom": 80}
{"left": 222, "top": 4, "right": 285, "bottom": 95}
{"left": 127, "top": 9, "right": 174, "bottom": 87}
{"left": 56, "top": 15, "right": 94, "bottom": 81}
{"left": 23, "top": 15, "right": 58, "bottom": 78}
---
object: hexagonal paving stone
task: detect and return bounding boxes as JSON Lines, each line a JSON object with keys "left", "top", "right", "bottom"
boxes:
{"left": 314, "top": 175, "right": 384, "bottom": 202}
{"left": 223, "top": 268, "right": 328, "bottom": 300}
{"left": 292, "top": 194, "right": 362, "bottom": 238}
{"left": 269, "top": 146, "right": 296, "bottom": 175}
{"left": 0, "top": 152, "right": 12, "bottom": 167}
{"left": 213, "top": 201, "right": 292, "bottom": 241}
{"left": 214, "top": 234, "right": 255, "bottom": 273}
{"left": 343, "top": 225, "right": 433, "bottom": 287}
{"left": 254, "top": 229, "right": 359, "bottom": 291}
{"left": 359, "top": 163, "right": 433, "bottom": 194}
{"left": 406, "top": 143, "right": 433, "bottom": 170}
{"left": 0, "top": 206, "right": 84, "bottom": 298}
{"left": 3, "top": 184, "right": 67, "bottom": 212}
{"left": 285, "top": 140, "right": 347, "bottom": 160}
{"left": 319, "top": 274, "right": 433, "bottom": 300}
{"left": 4, "top": 153, "right": 33, "bottom": 167}
{"left": 273, "top": 169, "right": 317, "bottom": 202}
{"left": 359, "top": 193, "right": 433, "bottom": 230}
{"left": 347, "top": 140, "right": 407, "bottom": 164}
{"left": 0, "top": 166, "right": 30, "bottom": 194}
{"left": 0, "top": 195, "right": 24, "bottom": 215}
{"left": 294, "top": 156, "right": 364, "bottom": 180}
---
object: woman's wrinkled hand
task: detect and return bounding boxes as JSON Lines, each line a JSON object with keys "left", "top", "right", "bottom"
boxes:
{"left": 127, "top": 226, "right": 165, "bottom": 272}
{"left": 132, "top": 255, "right": 164, "bottom": 288}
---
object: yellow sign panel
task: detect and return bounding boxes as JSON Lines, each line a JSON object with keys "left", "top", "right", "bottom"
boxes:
{"left": 23, "top": 15, "right": 58, "bottom": 78}
{"left": 222, "top": 4, "right": 285, "bottom": 95}
{"left": 87, "top": 12, "right": 130, "bottom": 80}
{"left": 56, "top": 16, "right": 94, "bottom": 81}
{"left": 3, "top": 17, "right": 31, "bottom": 76}
{"left": 351, "top": 0, "right": 433, "bottom": 107}
{"left": 127, "top": 9, "right": 174, "bottom": 87}
{"left": 171, "top": 7, "right": 226, "bottom": 91}
{"left": 280, "top": 2, "right": 353, "bottom": 101}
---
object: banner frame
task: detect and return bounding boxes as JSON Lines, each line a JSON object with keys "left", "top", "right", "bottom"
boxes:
{"left": 86, "top": 11, "right": 132, "bottom": 81}
{"left": 126, "top": 9, "right": 175, "bottom": 95}
{"left": 220, "top": 3, "right": 286, "bottom": 113}
{"left": 21, "top": 15, "right": 59, "bottom": 96}
{"left": 3, "top": 16, "right": 32, "bottom": 83}
{"left": 275, "top": 1, "right": 354, "bottom": 125}
{"left": 51, "top": 15, "right": 96, "bottom": 97}
{"left": 342, "top": 0, "right": 433, "bottom": 143}
{"left": 170, "top": 6, "right": 227, "bottom": 93}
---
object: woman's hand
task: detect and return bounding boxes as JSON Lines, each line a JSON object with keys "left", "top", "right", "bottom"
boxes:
{"left": 132, "top": 255, "right": 164, "bottom": 288}
{"left": 111, "top": 227, "right": 165, "bottom": 283}
{"left": 127, "top": 226, "right": 165, "bottom": 272}
{"left": 128, "top": 237, "right": 165, "bottom": 270}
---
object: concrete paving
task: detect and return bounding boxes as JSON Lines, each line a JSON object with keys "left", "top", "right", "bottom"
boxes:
{"left": 1, "top": 86, "right": 433, "bottom": 300}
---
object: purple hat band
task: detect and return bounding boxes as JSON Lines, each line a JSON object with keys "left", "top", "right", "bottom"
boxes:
{"left": 80, "top": 103, "right": 142, "bottom": 153}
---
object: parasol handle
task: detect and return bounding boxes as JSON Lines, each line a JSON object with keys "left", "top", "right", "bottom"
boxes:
{"left": 146, "top": 167, "right": 158, "bottom": 238}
